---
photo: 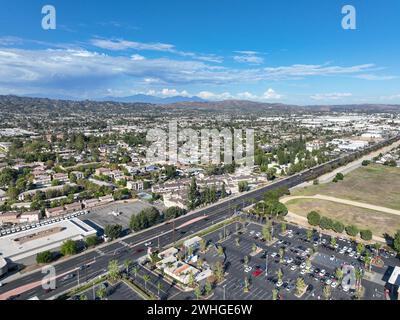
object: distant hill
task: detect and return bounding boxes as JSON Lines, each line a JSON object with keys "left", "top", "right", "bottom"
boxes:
{"left": 0, "top": 94, "right": 400, "bottom": 115}
{"left": 97, "top": 94, "right": 207, "bottom": 104}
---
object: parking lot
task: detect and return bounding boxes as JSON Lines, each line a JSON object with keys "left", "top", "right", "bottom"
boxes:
{"left": 71, "top": 280, "right": 144, "bottom": 300}
{"left": 202, "top": 220, "right": 398, "bottom": 300}
{"left": 79, "top": 200, "right": 162, "bottom": 232}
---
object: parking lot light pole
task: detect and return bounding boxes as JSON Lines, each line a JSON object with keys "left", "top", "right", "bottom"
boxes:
{"left": 265, "top": 252, "right": 268, "bottom": 278}
{"left": 223, "top": 284, "right": 227, "bottom": 300}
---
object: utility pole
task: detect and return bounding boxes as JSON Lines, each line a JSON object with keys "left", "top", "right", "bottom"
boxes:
{"left": 265, "top": 252, "right": 268, "bottom": 278}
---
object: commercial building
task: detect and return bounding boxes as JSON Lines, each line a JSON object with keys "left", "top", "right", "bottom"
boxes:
{"left": 0, "top": 218, "right": 96, "bottom": 262}
{"left": 0, "top": 256, "right": 7, "bottom": 277}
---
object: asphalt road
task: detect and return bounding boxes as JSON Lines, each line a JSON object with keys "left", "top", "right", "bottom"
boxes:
{"left": 1, "top": 135, "right": 399, "bottom": 300}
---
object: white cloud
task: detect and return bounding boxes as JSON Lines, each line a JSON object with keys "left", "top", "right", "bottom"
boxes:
{"left": 233, "top": 51, "right": 264, "bottom": 65}
{"left": 91, "top": 38, "right": 175, "bottom": 52}
{"left": 0, "top": 45, "right": 389, "bottom": 99}
{"left": 131, "top": 54, "right": 145, "bottom": 61}
{"left": 262, "top": 88, "right": 282, "bottom": 100}
{"left": 355, "top": 74, "right": 397, "bottom": 81}
{"left": 310, "top": 92, "right": 352, "bottom": 101}
{"left": 197, "top": 91, "right": 233, "bottom": 100}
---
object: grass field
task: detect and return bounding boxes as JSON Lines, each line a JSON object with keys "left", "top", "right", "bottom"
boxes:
{"left": 286, "top": 198, "right": 400, "bottom": 237}
{"left": 292, "top": 164, "right": 400, "bottom": 210}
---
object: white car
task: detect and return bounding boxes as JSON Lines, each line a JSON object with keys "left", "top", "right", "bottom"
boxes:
{"left": 276, "top": 280, "right": 283, "bottom": 287}
{"left": 286, "top": 257, "right": 294, "bottom": 264}
{"left": 271, "top": 252, "right": 277, "bottom": 258}
{"left": 319, "top": 269, "right": 326, "bottom": 277}
{"left": 339, "top": 250, "right": 345, "bottom": 255}
{"left": 325, "top": 279, "right": 332, "bottom": 285}
{"left": 300, "top": 262, "right": 306, "bottom": 269}
{"left": 331, "top": 281, "right": 338, "bottom": 288}
{"left": 343, "top": 246, "right": 348, "bottom": 251}
{"left": 144, "top": 241, "right": 152, "bottom": 247}
{"left": 347, "top": 248, "right": 353, "bottom": 253}
{"left": 343, "top": 286, "right": 349, "bottom": 292}
{"left": 290, "top": 265, "right": 297, "bottom": 271}
{"left": 300, "top": 269, "right": 306, "bottom": 275}
{"left": 244, "top": 266, "right": 252, "bottom": 273}
{"left": 250, "top": 230, "right": 255, "bottom": 236}
{"left": 256, "top": 232, "right": 262, "bottom": 238}
{"left": 330, "top": 255, "right": 335, "bottom": 261}
{"left": 349, "top": 252, "right": 355, "bottom": 257}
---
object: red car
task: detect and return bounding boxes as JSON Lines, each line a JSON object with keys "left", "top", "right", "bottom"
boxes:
{"left": 252, "top": 268, "right": 264, "bottom": 277}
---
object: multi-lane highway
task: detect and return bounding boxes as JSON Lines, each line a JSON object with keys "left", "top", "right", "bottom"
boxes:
{"left": 1, "top": 134, "right": 399, "bottom": 300}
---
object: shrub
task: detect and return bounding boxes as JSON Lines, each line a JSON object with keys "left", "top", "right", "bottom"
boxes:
{"left": 333, "top": 221, "right": 345, "bottom": 234}
{"left": 60, "top": 240, "right": 79, "bottom": 256}
{"left": 36, "top": 251, "right": 53, "bottom": 264}
{"left": 345, "top": 225, "right": 359, "bottom": 237}
{"left": 360, "top": 229, "right": 373, "bottom": 241}
{"left": 319, "top": 217, "right": 333, "bottom": 230}
{"left": 307, "top": 211, "right": 321, "bottom": 226}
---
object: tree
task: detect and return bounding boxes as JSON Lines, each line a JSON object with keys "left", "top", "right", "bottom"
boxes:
{"left": 330, "top": 236, "right": 337, "bottom": 248}
{"left": 104, "top": 224, "right": 122, "bottom": 241}
{"left": 213, "top": 261, "right": 224, "bottom": 283}
{"left": 272, "top": 288, "right": 278, "bottom": 300}
{"left": 143, "top": 274, "right": 151, "bottom": 290}
{"left": 335, "top": 268, "right": 344, "bottom": 282}
{"left": 187, "top": 177, "right": 201, "bottom": 210}
{"left": 129, "top": 207, "right": 162, "bottom": 231}
{"left": 238, "top": 181, "right": 249, "bottom": 193}
{"left": 36, "top": 251, "right": 53, "bottom": 264}
{"left": 108, "top": 260, "right": 120, "bottom": 282}
{"left": 262, "top": 223, "right": 272, "bottom": 242}
{"left": 85, "top": 235, "right": 98, "bottom": 248}
{"left": 205, "top": 279, "right": 213, "bottom": 296}
{"left": 123, "top": 259, "right": 132, "bottom": 275}
{"left": 164, "top": 207, "right": 187, "bottom": 220}
{"left": 323, "top": 285, "right": 332, "bottom": 300}
{"left": 356, "top": 243, "right": 365, "bottom": 255}
{"left": 60, "top": 240, "right": 78, "bottom": 256}
{"left": 355, "top": 268, "right": 363, "bottom": 289}
{"left": 156, "top": 282, "right": 163, "bottom": 297}
{"left": 360, "top": 229, "right": 373, "bottom": 241}
{"left": 199, "top": 239, "right": 207, "bottom": 252}
{"left": 335, "top": 173, "right": 344, "bottom": 181}
{"left": 394, "top": 230, "right": 400, "bottom": 253}
{"left": 362, "top": 160, "right": 370, "bottom": 166}
{"left": 281, "top": 222, "right": 287, "bottom": 234}
{"left": 333, "top": 221, "right": 345, "bottom": 234}
{"left": 243, "top": 255, "right": 249, "bottom": 267}
{"left": 235, "top": 237, "right": 240, "bottom": 247}
{"left": 307, "top": 211, "right": 321, "bottom": 226}
{"left": 276, "top": 268, "right": 283, "bottom": 283}
{"left": 96, "top": 285, "right": 107, "bottom": 300}
{"left": 217, "top": 245, "right": 224, "bottom": 256}
{"left": 132, "top": 265, "right": 139, "bottom": 278}
{"left": 194, "top": 286, "right": 202, "bottom": 300}
{"left": 319, "top": 217, "right": 333, "bottom": 230}
{"left": 345, "top": 225, "right": 359, "bottom": 237}
{"left": 295, "top": 277, "right": 306, "bottom": 296}
{"left": 306, "top": 229, "right": 313, "bottom": 241}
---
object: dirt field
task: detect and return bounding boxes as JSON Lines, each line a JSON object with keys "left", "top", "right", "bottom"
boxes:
{"left": 292, "top": 164, "right": 400, "bottom": 210}
{"left": 285, "top": 198, "right": 400, "bottom": 237}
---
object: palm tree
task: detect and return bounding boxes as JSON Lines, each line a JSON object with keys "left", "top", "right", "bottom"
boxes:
{"left": 123, "top": 259, "right": 132, "bottom": 275}
{"left": 323, "top": 285, "right": 331, "bottom": 300}
{"left": 194, "top": 286, "right": 202, "bottom": 300}
{"left": 244, "top": 255, "right": 249, "bottom": 267}
{"left": 272, "top": 288, "right": 278, "bottom": 300}
{"left": 143, "top": 274, "right": 151, "bottom": 291}
{"left": 335, "top": 268, "right": 344, "bottom": 283}
{"left": 235, "top": 237, "right": 240, "bottom": 247}
{"left": 295, "top": 277, "right": 306, "bottom": 296}
{"left": 276, "top": 268, "right": 283, "bottom": 283}
{"left": 355, "top": 268, "right": 363, "bottom": 290}
{"left": 306, "top": 230, "right": 313, "bottom": 242}
{"left": 96, "top": 285, "right": 107, "bottom": 300}
{"left": 132, "top": 265, "right": 139, "bottom": 278}
{"left": 156, "top": 282, "right": 163, "bottom": 297}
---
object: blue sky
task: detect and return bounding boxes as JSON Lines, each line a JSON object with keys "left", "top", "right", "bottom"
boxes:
{"left": 1, "top": 0, "right": 400, "bottom": 104}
